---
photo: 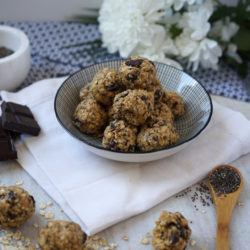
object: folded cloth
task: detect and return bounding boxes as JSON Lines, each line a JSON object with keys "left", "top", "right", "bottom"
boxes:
{"left": 1, "top": 78, "right": 250, "bottom": 235}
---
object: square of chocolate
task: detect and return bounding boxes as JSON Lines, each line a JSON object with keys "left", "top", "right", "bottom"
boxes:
{"left": 0, "top": 117, "right": 17, "bottom": 161}
{"left": 1, "top": 102, "right": 41, "bottom": 136}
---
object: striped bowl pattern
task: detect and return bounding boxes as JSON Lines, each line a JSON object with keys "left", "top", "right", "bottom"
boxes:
{"left": 54, "top": 60, "right": 213, "bottom": 162}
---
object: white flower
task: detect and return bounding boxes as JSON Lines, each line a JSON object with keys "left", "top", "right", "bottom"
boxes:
{"left": 226, "top": 44, "right": 242, "bottom": 63}
{"left": 175, "top": 31, "right": 222, "bottom": 71}
{"left": 172, "top": 0, "right": 197, "bottom": 11}
{"left": 179, "top": 0, "right": 214, "bottom": 40}
{"left": 99, "top": 0, "right": 166, "bottom": 57}
{"left": 209, "top": 17, "right": 239, "bottom": 42}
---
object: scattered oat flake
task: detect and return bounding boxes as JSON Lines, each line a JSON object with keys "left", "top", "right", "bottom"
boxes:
{"left": 140, "top": 237, "right": 149, "bottom": 245}
{"left": 238, "top": 201, "right": 244, "bottom": 206}
{"left": 92, "top": 234, "right": 99, "bottom": 241}
{"left": 15, "top": 180, "right": 23, "bottom": 186}
{"left": 110, "top": 243, "right": 118, "bottom": 249}
{"left": 122, "top": 236, "right": 129, "bottom": 241}
{"left": 145, "top": 232, "right": 152, "bottom": 237}
{"left": 39, "top": 204, "right": 47, "bottom": 210}
{"left": 190, "top": 239, "right": 196, "bottom": 246}
{"left": 47, "top": 201, "right": 53, "bottom": 206}
{"left": 40, "top": 211, "right": 45, "bottom": 216}
{"left": 201, "top": 210, "right": 206, "bottom": 213}
{"left": 33, "top": 223, "right": 38, "bottom": 228}
{"left": 99, "top": 237, "right": 108, "bottom": 246}
{"left": 45, "top": 213, "right": 54, "bottom": 219}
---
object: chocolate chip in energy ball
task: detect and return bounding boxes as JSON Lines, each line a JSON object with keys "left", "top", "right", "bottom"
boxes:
{"left": 209, "top": 166, "right": 241, "bottom": 196}
{"left": 125, "top": 59, "right": 144, "bottom": 67}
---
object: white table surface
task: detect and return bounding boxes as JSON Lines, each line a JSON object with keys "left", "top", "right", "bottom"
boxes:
{"left": 0, "top": 94, "right": 250, "bottom": 250}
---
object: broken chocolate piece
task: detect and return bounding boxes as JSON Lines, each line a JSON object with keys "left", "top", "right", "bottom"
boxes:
{"left": 0, "top": 117, "right": 17, "bottom": 161}
{"left": 1, "top": 102, "right": 41, "bottom": 136}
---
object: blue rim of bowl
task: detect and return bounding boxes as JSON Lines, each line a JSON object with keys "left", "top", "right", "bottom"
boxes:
{"left": 54, "top": 59, "right": 213, "bottom": 154}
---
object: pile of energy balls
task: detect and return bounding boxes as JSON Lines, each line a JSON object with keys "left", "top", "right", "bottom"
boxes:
{"left": 73, "top": 56, "right": 185, "bottom": 152}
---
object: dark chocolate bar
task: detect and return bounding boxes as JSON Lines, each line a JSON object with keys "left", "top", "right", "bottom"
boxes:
{"left": 0, "top": 117, "right": 17, "bottom": 161}
{"left": 1, "top": 102, "right": 41, "bottom": 136}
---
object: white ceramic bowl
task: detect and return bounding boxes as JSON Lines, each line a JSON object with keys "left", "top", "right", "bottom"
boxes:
{"left": 0, "top": 25, "right": 30, "bottom": 91}
{"left": 55, "top": 60, "right": 213, "bottom": 162}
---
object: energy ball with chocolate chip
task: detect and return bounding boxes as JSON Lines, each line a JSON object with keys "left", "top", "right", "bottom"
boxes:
{"left": 162, "top": 91, "right": 185, "bottom": 119}
{"left": 147, "top": 102, "right": 174, "bottom": 128}
{"left": 90, "top": 68, "right": 122, "bottom": 106}
{"left": 102, "top": 120, "right": 137, "bottom": 152}
{"left": 152, "top": 211, "right": 191, "bottom": 250}
{"left": 38, "top": 220, "right": 87, "bottom": 250}
{"left": 79, "top": 82, "right": 93, "bottom": 101}
{"left": 137, "top": 125, "right": 179, "bottom": 152}
{"left": 119, "top": 56, "right": 156, "bottom": 90}
{"left": 153, "top": 78, "right": 165, "bottom": 103}
{"left": 113, "top": 89, "right": 154, "bottom": 126}
{"left": 0, "top": 186, "right": 35, "bottom": 228}
{"left": 73, "top": 98, "right": 108, "bottom": 136}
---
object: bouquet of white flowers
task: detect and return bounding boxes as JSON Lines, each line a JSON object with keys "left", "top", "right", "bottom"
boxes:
{"left": 72, "top": 0, "right": 250, "bottom": 76}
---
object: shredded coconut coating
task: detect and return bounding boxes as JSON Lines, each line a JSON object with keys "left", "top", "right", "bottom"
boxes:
{"left": 112, "top": 89, "right": 154, "bottom": 126}
{"left": 162, "top": 91, "right": 185, "bottom": 118}
{"left": 0, "top": 186, "right": 35, "bottom": 228}
{"left": 90, "top": 68, "right": 122, "bottom": 106}
{"left": 152, "top": 211, "right": 191, "bottom": 250}
{"left": 38, "top": 220, "right": 87, "bottom": 250}
{"left": 119, "top": 56, "right": 156, "bottom": 90}
{"left": 137, "top": 125, "right": 179, "bottom": 152}
{"left": 73, "top": 97, "right": 108, "bottom": 135}
{"left": 102, "top": 120, "right": 137, "bottom": 152}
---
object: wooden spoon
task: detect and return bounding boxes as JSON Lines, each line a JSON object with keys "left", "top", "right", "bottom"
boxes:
{"left": 208, "top": 164, "right": 244, "bottom": 250}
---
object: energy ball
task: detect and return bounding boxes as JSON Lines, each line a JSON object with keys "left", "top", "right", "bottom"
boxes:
{"left": 102, "top": 120, "right": 137, "bottom": 152}
{"left": 38, "top": 220, "right": 87, "bottom": 250}
{"left": 147, "top": 102, "right": 174, "bottom": 128}
{"left": 79, "top": 82, "right": 92, "bottom": 101}
{"left": 119, "top": 56, "right": 156, "bottom": 90}
{"left": 73, "top": 98, "right": 108, "bottom": 136}
{"left": 153, "top": 78, "right": 165, "bottom": 103}
{"left": 162, "top": 91, "right": 185, "bottom": 118}
{"left": 137, "top": 125, "right": 179, "bottom": 152}
{"left": 90, "top": 68, "right": 122, "bottom": 106}
{"left": 0, "top": 186, "right": 35, "bottom": 228}
{"left": 152, "top": 211, "right": 191, "bottom": 250}
{"left": 112, "top": 89, "right": 154, "bottom": 126}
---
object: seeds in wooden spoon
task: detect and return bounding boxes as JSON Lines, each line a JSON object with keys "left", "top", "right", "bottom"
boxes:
{"left": 209, "top": 166, "right": 241, "bottom": 196}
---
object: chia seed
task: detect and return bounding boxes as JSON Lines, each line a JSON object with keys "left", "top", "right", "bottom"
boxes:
{"left": 0, "top": 46, "right": 14, "bottom": 58}
{"left": 209, "top": 166, "right": 241, "bottom": 197}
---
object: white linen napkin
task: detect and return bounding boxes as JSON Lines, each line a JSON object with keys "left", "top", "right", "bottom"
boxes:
{"left": 1, "top": 78, "right": 250, "bottom": 235}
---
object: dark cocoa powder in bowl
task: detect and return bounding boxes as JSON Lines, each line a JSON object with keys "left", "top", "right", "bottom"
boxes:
{"left": 0, "top": 46, "right": 14, "bottom": 58}
{"left": 209, "top": 166, "right": 241, "bottom": 196}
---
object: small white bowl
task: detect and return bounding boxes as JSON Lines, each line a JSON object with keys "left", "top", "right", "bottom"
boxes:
{"left": 0, "top": 25, "right": 30, "bottom": 91}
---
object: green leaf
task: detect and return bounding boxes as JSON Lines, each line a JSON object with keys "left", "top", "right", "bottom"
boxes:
{"left": 232, "top": 27, "right": 250, "bottom": 51}
{"left": 169, "top": 25, "right": 182, "bottom": 39}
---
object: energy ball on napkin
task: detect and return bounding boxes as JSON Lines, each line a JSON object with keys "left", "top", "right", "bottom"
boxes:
{"left": 162, "top": 91, "right": 185, "bottom": 119}
{"left": 153, "top": 78, "right": 165, "bottom": 103}
{"left": 137, "top": 125, "right": 179, "bottom": 152}
{"left": 79, "top": 82, "right": 92, "bottom": 101}
{"left": 152, "top": 211, "right": 191, "bottom": 250}
{"left": 0, "top": 186, "right": 35, "bottom": 228}
{"left": 112, "top": 89, "right": 154, "bottom": 126}
{"left": 119, "top": 56, "right": 156, "bottom": 90}
{"left": 73, "top": 98, "right": 108, "bottom": 136}
{"left": 102, "top": 120, "right": 137, "bottom": 152}
{"left": 38, "top": 220, "right": 87, "bottom": 250}
{"left": 90, "top": 68, "right": 122, "bottom": 106}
